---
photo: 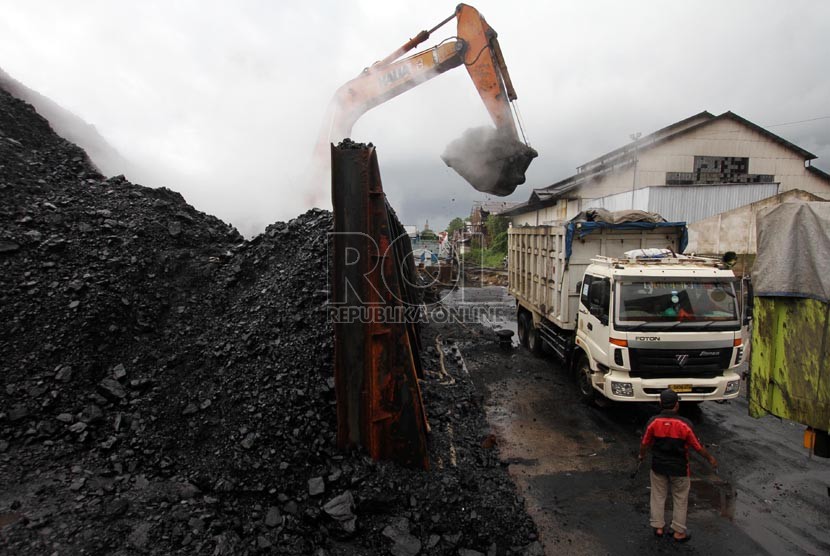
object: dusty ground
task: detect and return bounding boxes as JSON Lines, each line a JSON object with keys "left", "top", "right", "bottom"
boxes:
{"left": 436, "top": 284, "right": 830, "bottom": 556}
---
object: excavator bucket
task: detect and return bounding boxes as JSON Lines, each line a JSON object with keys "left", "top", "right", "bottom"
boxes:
{"left": 441, "top": 126, "right": 538, "bottom": 196}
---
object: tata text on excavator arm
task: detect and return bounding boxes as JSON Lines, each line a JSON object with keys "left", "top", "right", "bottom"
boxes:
{"left": 319, "top": 3, "right": 537, "bottom": 196}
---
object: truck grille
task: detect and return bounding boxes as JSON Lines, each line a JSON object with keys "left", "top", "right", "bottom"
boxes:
{"left": 643, "top": 387, "right": 717, "bottom": 394}
{"left": 629, "top": 348, "right": 732, "bottom": 379}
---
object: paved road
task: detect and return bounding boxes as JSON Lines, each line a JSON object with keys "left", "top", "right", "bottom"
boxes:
{"left": 441, "top": 286, "right": 830, "bottom": 555}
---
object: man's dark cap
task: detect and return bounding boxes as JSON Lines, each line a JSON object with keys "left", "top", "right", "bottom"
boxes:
{"left": 660, "top": 389, "right": 679, "bottom": 408}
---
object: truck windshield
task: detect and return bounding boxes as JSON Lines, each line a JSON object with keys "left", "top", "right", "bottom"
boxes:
{"left": 616, "top": 280, "right": 739, "bottom": 330}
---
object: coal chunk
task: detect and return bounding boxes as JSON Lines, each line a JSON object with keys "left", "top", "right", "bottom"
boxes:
{"left": 97, "top": 379, "right": 126, "bottom": 401}
{"left": 54, "top": 365, "right": 73, "bottom": 382}
{"left": 112, "top": 363, "right": 127, "bottom": 380}
{"left": 103, "top": 498, "right": 129, "bottom": 518}
{"left": 240, "top": 433, "right": 256, "bottom": 449}
{"left": 264, "top": 507, "right": 282, "bottom": 528}
{"left": 308, "top": 477, "right": 325, "bottom": 496}
{"left": 8, "top": 405, "right": 29, "bottom": 422}
{"left": 0, "top": 240, "right": 21, "bottom": 254}
{"left": 383, "top": 518, "right": 421, "bottom": 556}
{"left": 80, "top": 404, "right": 104, "bottom": 424}
{"left": 322, "top": 491, "right": 356, "bottom": 533}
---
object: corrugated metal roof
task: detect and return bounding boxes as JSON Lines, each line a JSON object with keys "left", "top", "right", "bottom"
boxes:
{"left": 577, "top": 111, "right": 715, "bottom": 173}
{"left": 471, "top": 200, "right": 519, "bottom": 215}
{"left": 582, "top": 184, "right": 780, "bottom": 224}
{"left": 526, "top": 159, "right": 637, "bottom": 207}
{"left": 498, "top": 200, "right": 533, "bottom": 217}
{"left": 807, "top": 165, "right": 830, "bottom": 184}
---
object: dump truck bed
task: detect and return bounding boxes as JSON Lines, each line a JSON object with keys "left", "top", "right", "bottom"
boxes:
{"left": 508, "top": 221, "right": 687, "bottom": 329}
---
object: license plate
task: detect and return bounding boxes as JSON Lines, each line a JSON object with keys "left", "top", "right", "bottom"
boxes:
{"left": 670, "top": 384, "right": 693, "bottom": 393}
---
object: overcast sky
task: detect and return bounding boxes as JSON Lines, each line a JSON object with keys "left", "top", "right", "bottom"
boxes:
{"left": 1, "top": 0, "right": 828, "bottom": 236}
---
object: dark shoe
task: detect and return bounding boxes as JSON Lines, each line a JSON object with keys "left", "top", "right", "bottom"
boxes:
{"left": 652, "top": 527, "right": 665, "bottom": 538}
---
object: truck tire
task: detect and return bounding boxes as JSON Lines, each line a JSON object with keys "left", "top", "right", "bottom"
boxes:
{"left": 575, "top": 356, "right": 597, "bottom": 405}
{"left": 517, "top": 311, "right": 530, "bottom": 348}
{"left": 527, "top": 324, "right": 544, "bottom": 357}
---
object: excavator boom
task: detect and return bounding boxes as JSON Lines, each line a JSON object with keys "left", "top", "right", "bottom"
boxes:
{"left": 317, "top": 3, "right": 537, "bottom": 196}
{"left": 324, "top": 40, "right": 465, "bottom": 142}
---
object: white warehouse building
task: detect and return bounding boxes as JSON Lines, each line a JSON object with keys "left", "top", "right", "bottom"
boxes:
{"left": 503, "top": 111, "right": 830, "bottom": 251}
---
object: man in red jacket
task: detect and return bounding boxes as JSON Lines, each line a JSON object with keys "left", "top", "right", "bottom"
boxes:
{"left": 639, "top": 389, "right": 718, "bottom": 542}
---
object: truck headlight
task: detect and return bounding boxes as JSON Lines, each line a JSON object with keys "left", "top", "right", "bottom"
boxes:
{"left": 725, "top": 380, "right": 740, "bottom": 394}
{"left": 611, "top": 382, "right": 634, "bottom": 397}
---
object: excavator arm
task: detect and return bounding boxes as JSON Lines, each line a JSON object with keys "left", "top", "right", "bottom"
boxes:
{"left": 455, "top": 3, "right": 518, "bottom": 136}
{"left": 317, "top": 3, "right": 537, "bottom": 196}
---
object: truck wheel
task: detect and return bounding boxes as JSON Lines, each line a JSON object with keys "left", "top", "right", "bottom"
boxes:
{"left": 517, "top": 312, "right": 530, "bottom": 348}
{"left": 576, "top": 356, "right": 597, "bottom": 405}
{"left": 527, "top": 324, "right": 544, "bottom": 357}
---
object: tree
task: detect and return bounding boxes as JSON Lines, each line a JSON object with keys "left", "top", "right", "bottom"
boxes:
{"left": 446, "top": 217, "right": 466, "bottom": 236}
{"left": 490, "top": 230, "right": 508, "bottom": 254}
{"left": 485, "top": 215, "right": 508, "bottom": 238}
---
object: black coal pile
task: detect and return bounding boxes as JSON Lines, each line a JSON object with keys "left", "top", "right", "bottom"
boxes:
{"left": 0, "top": 87, "right": 538, "bottom": 555}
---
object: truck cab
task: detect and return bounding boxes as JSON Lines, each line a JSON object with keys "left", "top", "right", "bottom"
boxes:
{"left": 574, "top": 256, "right": 744, "bottom": 403}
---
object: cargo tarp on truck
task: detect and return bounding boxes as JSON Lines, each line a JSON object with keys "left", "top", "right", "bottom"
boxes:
{"left": 750, "top": 202, "right": 830, "bottom": 433}
{"left": 565, "top": 220, "right": 689, "bottom": 260}
{"left": 753, "top": 202, "right": 830, "bottom": 303}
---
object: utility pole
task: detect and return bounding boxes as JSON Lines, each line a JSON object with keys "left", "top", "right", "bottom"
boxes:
{"left": 629, "top": 132, "right": 642, "bottom": 209}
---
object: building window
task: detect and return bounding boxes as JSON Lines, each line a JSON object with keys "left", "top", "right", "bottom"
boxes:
{"left": 666, "top": 156, "right": 774, "bottom": 185}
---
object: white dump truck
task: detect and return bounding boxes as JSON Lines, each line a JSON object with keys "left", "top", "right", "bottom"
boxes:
{"left": 508, "top": 212, "right": 745, "bottom": 404}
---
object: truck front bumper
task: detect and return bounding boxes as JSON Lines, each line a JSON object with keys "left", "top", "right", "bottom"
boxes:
{"left": 600, "top": 369, "right": 742, "bottom": 403}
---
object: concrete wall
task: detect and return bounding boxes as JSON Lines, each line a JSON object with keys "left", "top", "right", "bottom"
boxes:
{"left": 686, "top": 189, "right": 824, "bottom": 255}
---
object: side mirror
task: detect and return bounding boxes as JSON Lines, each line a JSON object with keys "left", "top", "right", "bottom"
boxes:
{"left": 575, "top": 281, "right": 582, "bottom": 294}
{"left": 743, "top": 279, "right": 754, "bottom": 326}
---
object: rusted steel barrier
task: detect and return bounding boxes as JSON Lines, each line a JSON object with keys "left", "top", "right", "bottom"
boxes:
{"left": 330, "top": 140, "right": 429, "bottom": 469}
